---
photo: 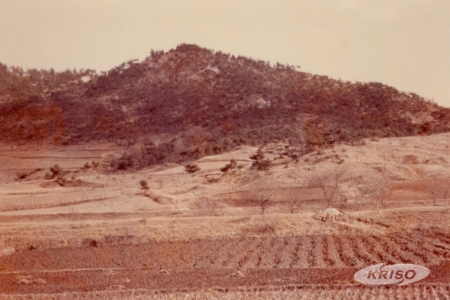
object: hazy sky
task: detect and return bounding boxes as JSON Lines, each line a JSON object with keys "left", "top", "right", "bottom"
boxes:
{"left": 1, "top": 0, "right": 449, "bottom": 106}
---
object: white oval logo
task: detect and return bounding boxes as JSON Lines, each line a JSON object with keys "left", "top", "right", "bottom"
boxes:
{"left": 354, "top": 263, "right": 430, "bottom": 286}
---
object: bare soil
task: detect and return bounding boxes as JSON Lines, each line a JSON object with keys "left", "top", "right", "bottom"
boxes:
{"left": 2, "top": 134, "right": 450, "bottom": 298}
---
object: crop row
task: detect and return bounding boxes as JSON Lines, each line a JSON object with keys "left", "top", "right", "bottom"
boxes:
{"left": 154, "top": 233, "right": 450, "bottom": 269}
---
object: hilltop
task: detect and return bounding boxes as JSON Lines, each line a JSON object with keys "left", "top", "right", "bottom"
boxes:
{"left": 1, "top": 44, "right": 450, "bottom": 169}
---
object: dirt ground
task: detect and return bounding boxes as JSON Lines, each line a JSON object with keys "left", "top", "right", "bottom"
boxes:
{"left": 2, "top": 134, "right": 450, "bottom": 299}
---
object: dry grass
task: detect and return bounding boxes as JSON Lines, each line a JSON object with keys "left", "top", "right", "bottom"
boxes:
{"left": 4, "top": 281, "right": 450, "bottom": 299}
{"left": 2, "top": 134, "right": 450, "bottom": 297}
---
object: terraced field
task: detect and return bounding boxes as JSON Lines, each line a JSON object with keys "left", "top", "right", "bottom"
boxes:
{"left": 3, "top": 232, "right": 450, "bottom": 271}
{"left": 2, "top": 228, "right": 450, "bottom": 298}
{"left": 3, "top": 136, "right": 450, "bottom": 299}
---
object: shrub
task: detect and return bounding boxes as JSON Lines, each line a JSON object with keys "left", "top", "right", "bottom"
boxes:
{"left": 140, "top": 180, "right": 149, "bottom": 191}
{"left": 116, "top": 154, "right": 134, "bottom": 170}
{"left": 249, "top": 148, "right": 272, "bottom": 171}
{"left": 15, "top": 172, "right": 28, "bottom": 181}
{"left": 43, "top": 164, "right": 69, "bottom": 186}
{"left": 220, "top": 159, "right": 238, "bottom": 173}
{"left": 249, "top": 148, "right": 265, "bottom": 161}
{"left": 254, "top": 158, "right": 272, "bottom": 171}
{"left": 50, "top": 164, "right": 62, "bottom": 178}
{"left": 185, "top": 163, "right": 200, "bottom": 174}
{"left": 15, "top": 168, "right": 43, "bottom": 181}
{"left": 56, "top": 177, "right": 67, "bottom": 186}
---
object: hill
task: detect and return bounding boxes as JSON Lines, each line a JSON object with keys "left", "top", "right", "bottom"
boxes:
{"left": 2, "top": 61, "right": 450, "bottom": 297}
{"left": 1, "top": 44, "right": 450, "bottom": 169}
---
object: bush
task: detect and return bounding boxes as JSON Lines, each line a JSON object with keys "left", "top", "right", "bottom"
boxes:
{"left": 116, "top": 154, "right": 134, "bottom": 170}
{"left": 249, "top": 148, "right": 265, "bottom": 161}
{"left": 50, "top": 164, "right": 62, "bottom": 178}
{"left": 44, "top": 164, "right": 69, "bottom": 186}
{"left": 15, "top": 172, "right": 28, "bottom": 181}
{"left": 220, "top": 159, "right": 238, "bottom": 173}
{"left": 56, "top": 177, "right": 67, "bottom": 186}
{"left": 185, "top": 163, "right": 200, "bottom": 174}
{"left": 249, "top": 148, "right": 272, "bottom": 171}
{"left": 140, "top": 180, "right": 149, "bottom": 190}
{"left": 15, "top": 168, "right": 43, "bottom": 181}
{"left": 254, "top": 158, "right": 272, "bottom": 171}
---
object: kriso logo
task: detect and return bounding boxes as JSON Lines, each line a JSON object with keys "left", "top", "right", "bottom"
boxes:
{"left": 354, "top": 263, "right": 430, "bottom": 286}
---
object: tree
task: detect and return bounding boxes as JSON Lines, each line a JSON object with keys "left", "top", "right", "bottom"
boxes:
{"left": 198, "top": 197, "right": 219, "bottom": 216}
{"left": 249, "top": 148, "right": 272, "bottom": 171}
{"left": 426, "top": 179, "right": 439, "bottom": 206}
{"left": 139, "top": 179, "right": 150, "bottom": 197}
{"left": 360, "top": 176, "right": 392, "bottom": 212}
{"left": 50, "top": 164, "right": 63, "bottom": 178}
{"left": 247, "top": 176, "right": 278, "bottom": 214}
{"left": 282, "top": 171, "right": 304, "bottom": 214}
{"left": 423, "top": 177, "right": 449, "bottom": 207}
{"left": 44, "top": 164, "right": 68, "bottom": 186}
{"left": 185, "top": 163, "right": 200, "bottom": 174}
{"left": 285, "top": 182, "right": 304, "bottom": 214}
{"left": 140, "top": 180, "right": 149, "bottom": 191}
{"left": 443, "top": 185, "right": 450, "bottom": 210}
{"left": 308, "top": 167, "right": 346, "bottom": 209}
{"left": 249, "top": 148, "right": 265, "bottom": 161}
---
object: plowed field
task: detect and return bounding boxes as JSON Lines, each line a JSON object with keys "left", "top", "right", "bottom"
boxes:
{"left": 3, "top": 137, "right": 450, "bottom": 299}
{"left": 2, "top": 228, "right": 450, "bottom": 299}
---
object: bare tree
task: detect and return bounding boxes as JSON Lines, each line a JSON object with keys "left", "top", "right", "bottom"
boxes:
{"left": 247, "top": 177, "right": 278, "bottom": 215}
{"left": 423, "top": 177, "right": 450, "bottom": 207}
{"left": 284, "top": 179, "right": 304, "bottom": 214}
{"left": 443, "top": 186, "right": 450, "bottom": 211}
{"left": 360, "top": 176, "right": 392, "bottom": 212}
{"left": 283, "top": 171, "right": 305, "bottom": 214}
{"left": 197, "top": 197, "right": 219, "bottom": 216}
{"left": 309, "top": 167, "right": 346, "bottom": 209}
{"left": 425, "top": 178, "right": 440, "bottom": 206}
{"left": 417, "top": 168, "right": 450, "bottom": 207}
{"left": 434, "top": 179, "right": 450, "bottom": 210}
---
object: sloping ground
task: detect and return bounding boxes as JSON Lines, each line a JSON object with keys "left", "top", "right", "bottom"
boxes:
{"left": 2, "top": 133, "right": 450, "bottom": 216}
{"left": 2, "top": 134, "right": 450, "bottom": 298}
{"left": 0, "top": 142, "right": 117, "bottom": 184}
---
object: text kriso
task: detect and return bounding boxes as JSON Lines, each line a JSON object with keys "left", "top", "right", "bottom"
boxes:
{"left": 367, "top": 268, "right": 416, "bottom": 280}
{"left": 354, "top": 263, "right": 430, "bottom": 286}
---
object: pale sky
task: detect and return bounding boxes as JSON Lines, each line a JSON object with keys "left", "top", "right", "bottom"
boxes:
{"left": 1, "top": 0, "right": 450, "bottom": 106}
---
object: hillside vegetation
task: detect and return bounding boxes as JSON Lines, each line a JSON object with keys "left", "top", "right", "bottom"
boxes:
{"left": 1, "top": 44, "right": 449, "bottom": 169}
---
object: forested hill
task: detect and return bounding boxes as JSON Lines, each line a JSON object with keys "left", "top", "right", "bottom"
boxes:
{"left": 1, "top": 44, "right": 449, "bottom": 162}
